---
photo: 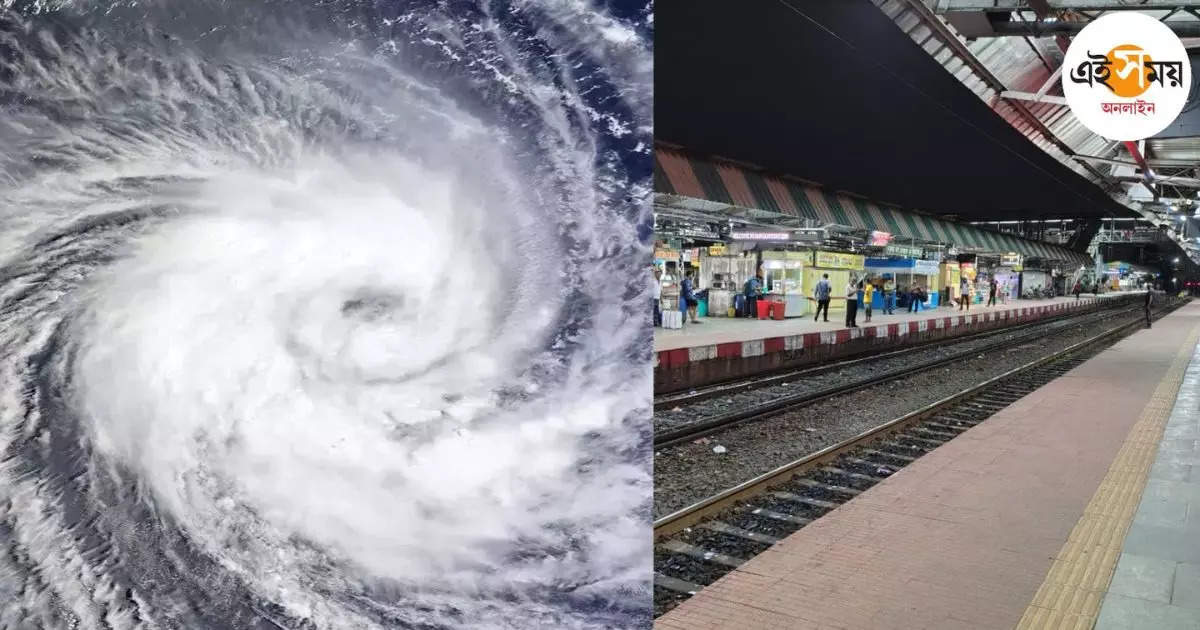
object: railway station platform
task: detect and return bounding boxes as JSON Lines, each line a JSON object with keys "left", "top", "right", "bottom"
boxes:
{"left": 656, "top": 292, "right": 1143, "bottom": 394}
{"left": 655, "top": 294, "right": 1133, "bottom": 353}
{"left": 655, "top": 299, "right": 1200, "bottom": 630}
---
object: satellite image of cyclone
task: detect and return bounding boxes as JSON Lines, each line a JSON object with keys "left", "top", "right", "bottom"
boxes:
{"left": 0, "top": 0, "right": 653, "bottom": 628}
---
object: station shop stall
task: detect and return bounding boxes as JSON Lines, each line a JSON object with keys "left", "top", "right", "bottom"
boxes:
{"left": 652, "top": 244, "right": 686, "bottom": 316}
{"left": 864, "top": 257, "right": 940, "bottom": 310}
{"left": 747, "top": 249, "right": 867, "bottom": 319}
{"left": 956, "top": 254, "right": 1033, "bottom": 303}
{"left": 760, "top": 251, "right": 808, "bottom": 317}
{"left": 713, "top": 248, "right": 870, "bottom": 319}
{"left": 702, "top": 247, "right": 758, "bottom": 316}
{"left": 1019, "top": 265, "right": 1054, "bottom": 295}
{"left": 1105, "top": 261, "right": 1159, "bottom": 291}
{"left": 802, "top": 250, "right": 866, "bottom": 318}
{"left": 940, "top": 259, "right": 961, "bottom": 305}
{"left": 988, "top": 253, "right": 1022, "bottom": 303}
{"left": 960, "top": 259, "right": 982, "bottom": 303}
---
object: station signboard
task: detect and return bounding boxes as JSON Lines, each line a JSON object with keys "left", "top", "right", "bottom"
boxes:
{"left": 731, "top": 231, "right": 790, "bottom": 241}
{"left": 792, "top": 228, "right": 825, "bottom": 243}
{"left": 884, "top": 244, "right": 922, "bottom": 258}
{"left": 678, "top": 227, "right": 719, "bottom": 240}
{"left": 1001, "top": 252, "right": 1023, "bottom": 267}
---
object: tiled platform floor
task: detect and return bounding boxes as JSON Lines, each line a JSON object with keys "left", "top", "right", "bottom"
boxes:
{"left": 1096, "top": 340, "right": 1200, "bottom": 629}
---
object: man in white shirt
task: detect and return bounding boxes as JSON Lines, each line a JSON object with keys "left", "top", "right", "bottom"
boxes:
{"left": 845, "top": 279, "right": 859, "bottom": 328}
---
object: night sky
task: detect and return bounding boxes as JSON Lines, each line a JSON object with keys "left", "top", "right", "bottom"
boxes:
{"left": 654, "top": 0, "right": 1137, "bottom": 221}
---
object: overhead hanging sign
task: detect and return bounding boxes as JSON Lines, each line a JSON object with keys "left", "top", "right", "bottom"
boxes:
{"left": 677, "top": 227, "right": 719, "bottom": 240}
{"left": 1001, "top": 252, "right": 1023, "bottom": 267}
{"left": 869, "top": 231, "right": 893, "bottom": 246}
{"left": 914, "top": 260, "right": 940, "bottom": 275}
{"left": 814, "top": 250, "right": 865, "bottom": 270}
{"left": 792, "top": 228, "right": 825, "bottom": 243}
{"left": 731, "top": 231, "right": 790, "bottom": 241}
{"left": 707, "top": 244, "right": 727, "bottom": 256}
{"left": 884, "top": 244, "right": 922, "bottom": 258}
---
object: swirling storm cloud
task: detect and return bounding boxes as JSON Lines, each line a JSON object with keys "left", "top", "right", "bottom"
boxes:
{"left": 0, "top": 1, "right": 653, "bottom": 628}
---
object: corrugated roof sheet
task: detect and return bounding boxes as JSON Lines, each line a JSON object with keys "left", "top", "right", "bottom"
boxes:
{"left": 872, "top": 0, "right": 1123, "bottom": 183}
{"left": 654, "top": 147, "right": 1093, "bottom": 265}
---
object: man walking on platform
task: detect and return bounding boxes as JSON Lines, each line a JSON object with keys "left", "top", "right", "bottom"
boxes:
{"left": 883, "top": 277, "right": 895, "bottom": 314}
{"left": 863, "top": 280, "right": 874, "bottom": 323}
{"left": 1145, "top": 288, "right": 1153, "bottom": 329}
{"left": 959, "top": 277, "right": 970, "bottom": 311}
{"left": 987, "top": 277, "right": 997, "bottom": 307}
{"left": 743, "top": 273, "right": 762, "bottom": 318}
{"left": 813, "top": 273, "right": 832, "bottom": 322}
{"left": 682, "top": 271, "right": 701, "bottom": 324}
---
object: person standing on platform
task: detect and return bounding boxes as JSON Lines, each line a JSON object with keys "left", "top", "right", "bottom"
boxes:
{"left": 883, "top": 277, "right": 895, "bottom": 315}
{"left": 682, "top": 271, "right": 701, "bottom": 324}
{"left": 863, "top": 279, "right": 875, "bottom": 323}
{"left": 845, "top": 277, "right": 859, "bottom": 328}
{"left": 743, "top": 273, "right": 762, "bottom": 318}
{"left": 959, "top": 277, "right": 970, "bottom": 311}
{"left": 652, "top": 267, "right": 662, "bottom": 327}
{"left": 909, "top": 285, "right": 921, "bottom": 313}
{"left": 987, "top": 277, "right": 997, "bottom": 307}
{"left": 1145, "top": 288, "right": 1153, "bottom": 328}
{"left": 1074, "top": 282, "right": 1081, "bottom": 301}
{"left": 856, "top": 280, "right": 865, "bottom": 319}
{"left": 813, "top": 273, "right": 832, "bottom": 322}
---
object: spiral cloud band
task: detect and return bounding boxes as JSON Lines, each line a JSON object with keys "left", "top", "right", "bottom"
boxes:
{"left": 0, "top": 1, "right": 653, "bottom": 628}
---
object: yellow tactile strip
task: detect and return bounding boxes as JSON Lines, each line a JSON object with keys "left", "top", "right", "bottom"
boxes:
{"left": 1015, "top": 323, "right": 1200, "bottom": 630}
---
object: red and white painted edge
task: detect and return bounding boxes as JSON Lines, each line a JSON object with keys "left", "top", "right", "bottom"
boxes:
{"left": 656, "top": 299, "right": 1098, "bottom": 369}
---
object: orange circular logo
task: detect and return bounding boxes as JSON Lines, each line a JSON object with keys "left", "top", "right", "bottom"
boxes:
{"left": 1105, "top": 44, "right": 1154, "bottom": 98}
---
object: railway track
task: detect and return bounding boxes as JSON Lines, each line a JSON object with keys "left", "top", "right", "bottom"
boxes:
{"left": 655, "top": 301, "right": 1148, "bottom": 448}
{"left": 652, "top": 298, "right": 1183, "bottom": 618}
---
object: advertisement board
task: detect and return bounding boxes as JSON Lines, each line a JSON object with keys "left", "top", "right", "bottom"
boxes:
{"left": 814, "top": 251, "right": 865, "bottom": 270}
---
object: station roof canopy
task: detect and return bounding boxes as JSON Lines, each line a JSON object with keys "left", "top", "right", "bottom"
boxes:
{"left": 654, "top": 0, "right": 1140, "bottom": 222}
